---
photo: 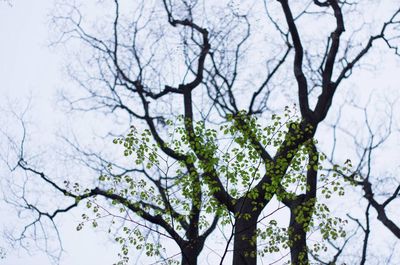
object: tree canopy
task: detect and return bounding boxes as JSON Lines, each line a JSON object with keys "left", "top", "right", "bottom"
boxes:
{"left": 2, "top": 0, "right": 400, "bottom": 264}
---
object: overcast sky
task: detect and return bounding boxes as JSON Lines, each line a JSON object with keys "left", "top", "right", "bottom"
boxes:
{"left": 0, "top": 1, "right": 122, "bottom": 264}
{"left": 1, "top": 1, "right": 400, "bottom": 265}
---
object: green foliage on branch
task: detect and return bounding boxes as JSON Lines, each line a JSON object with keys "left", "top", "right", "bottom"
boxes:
{"left": 74, "top": 107, "right": 353, "bottom": 264}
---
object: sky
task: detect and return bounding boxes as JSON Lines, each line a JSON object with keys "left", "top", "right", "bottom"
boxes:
{"left": 0, "top": 1, "right": 122, "bottom": 264}
{"left": 1, "top": 1, "right": 400, "bottom": 265}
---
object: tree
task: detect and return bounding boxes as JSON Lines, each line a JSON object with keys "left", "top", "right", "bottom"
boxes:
{"left": 3, "top": 0, "right": 400, "bottom": 264}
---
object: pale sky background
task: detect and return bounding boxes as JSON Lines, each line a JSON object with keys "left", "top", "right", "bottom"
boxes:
{"left": 0, "top": 1, "right": 123, "bottom": 264}
{"left": 1, "top": 1, "right": 400, "bottom": 265}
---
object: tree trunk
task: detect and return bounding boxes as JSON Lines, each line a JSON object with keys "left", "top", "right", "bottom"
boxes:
{"left": 288, "top": 212, "right": 309, "bottom": 265}
{"left": 233, "top": 213, "right": 258, "bottom": 265}
{"left": 180, "top": 241, "right": 202, "bottom": 265}
{"left": 181, "top": 250, "right": 198, "bottom": 265}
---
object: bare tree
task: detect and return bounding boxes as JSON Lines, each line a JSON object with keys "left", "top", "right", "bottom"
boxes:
{"left": 319, "top": 93, "right": 400, "bottom": 264}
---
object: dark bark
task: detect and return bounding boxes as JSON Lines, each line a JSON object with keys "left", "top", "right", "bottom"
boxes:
{"left": 181, "top": 252, "right": 198, "bottom": 265}
{"left": 362, "top": 181, "right": 400, "bottom": 238}
{"left": 360, "top": 204, "right": 371, "bottom": 265}
{"left": 233, "top": 217, "right": 258, "bottom": 265}
{"left": 288, "top": 210, "right": 309, "bottom": 265}
{"left": 233, "top": 200, "right": 260, "bottom": 265}
{"left": 282, "top": 144, "right": 317, "bottom": 265}
{"left": 180, "top": 240, "right": 204, "bottom": 265}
